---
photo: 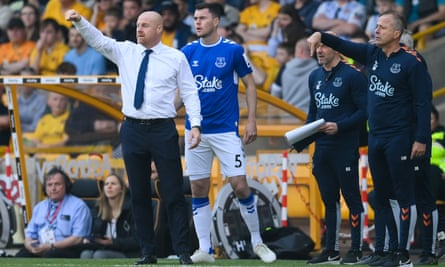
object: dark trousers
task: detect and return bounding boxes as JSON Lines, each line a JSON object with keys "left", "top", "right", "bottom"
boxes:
{"left": 368, "top": 133, "right": 416, "bottom": 251}
{"left": 413, "top": 157, "right": 438, "bottom": 255}
{"left": 120, "top": 118, "right": 190, "bottom": 256}
{"left": 312, "top": 147, "right": 363, "bottom": 251}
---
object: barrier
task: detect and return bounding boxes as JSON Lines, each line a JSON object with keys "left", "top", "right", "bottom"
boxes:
{"left": 281, "top": 151, "right": 288, "bottom": 227}
{"left": 4, "top": 147, "right": 11, "bottom": 201}
{"left": 360, "top": 148, "right": 374, "bottom": 251}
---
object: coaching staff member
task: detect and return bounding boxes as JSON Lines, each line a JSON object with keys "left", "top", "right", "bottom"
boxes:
{"left": 66, "top": 9, "right": 202, "bottom": 265}
{"left": 308, "top": 10, "right": 432, "bottom": 267}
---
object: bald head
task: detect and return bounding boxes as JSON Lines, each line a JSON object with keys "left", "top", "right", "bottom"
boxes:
{"left": 139, "top": 11, "right": 163, "bottom": 25}
{"left": 136, "top": 11, "right": 164, "bottom": 48}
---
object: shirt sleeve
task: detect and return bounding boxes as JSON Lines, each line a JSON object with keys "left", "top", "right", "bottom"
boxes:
{"left": 177, "top": 53, "right": 201, "bottom": 127}
{"left": 24, "top": 201, "right": 46, "bottom": 239}
{"left": 73, "top": 17, "right": 121, "bottom": 64}
{"left": 346, "top": 4, "right": 367, "bottom": 28}
{"left": 70, "top": 198, "right": 92, "bottom": 237}
{"left": 409, "top": 61, "right": 433, "bottom": 144}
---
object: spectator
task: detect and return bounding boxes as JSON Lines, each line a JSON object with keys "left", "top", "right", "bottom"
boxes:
{"left": 271, "top": 38, "right": 318, "bottom": 113}
{"left": 120, "top": 0, "right": 143, "bottom": 43}
{"left": 0, "top": 0, "right": 13, "bottom": 31}
{"left": 56, "top": 61, "right": 117, "bottom": 147}
{"left": 226, "top": 0, "right": 245, "bottom": 11}
{"left": 56, "top": 61, "right": 77, "bottom": 75}
{"left": 18, "top": 68, "right": 48, "bottom": 134}
{"left": 101, "top": 6, "right": 124, "bottom": 74}
{"left": 28, "top": 0, "right": 50, "bottom": 14}
{"left": 173, "top": 0, "right": 195, "bottom": 33}
{"left": 90, "top": 0, "right": 113, "bottom": 31}
{"left": 80, "top": 174, "right": 139, "bottom": 258}
{"left": 20, "top": 3, "right": 41, "bottom": 42}
{"left": 159, "top": 1, "right": 192, "bottom": 49}
{"left": 217, "top": 16, "right": 267, "bottom": 87}
{"left": 235, "top": 0, "right": 281, "bottom": 91}
{"left": 64, "top": 26, "right": 106, "bottom": 75}
{"left": 0, "top": 17, "right": 36, "bottom": 75}
{"left": 102, "top": 6, "right": 125, "bottom": 40}
{"left": 205, "top": 0, "right": 240, "bottom": 27}
{"left": 235, "top": 0, "right": 280, "bottom": 52}
{"left": 28, "top": 91, "right": 70, "bottom": 148}
{"left": 15, "top": 167, "right": 92, "bottom": 258}
{"left": 396, "top": 0, "right": 445, "bottom": 39}
{"left": 269, "top": 41, "right": 293, "bottom": 94}
{"left": 267, "top": 4, "right": 306, "bottom": 57}
{"left": 275, "top": 41, "right": 294, "bottom": 70}
{"left": 30, "top": 19, "right": 70, "bottom": 75}
{"left": 64, "top": 86, "right": 118, "bottom": 146}
{"left": 42, "top": 0, "right": 92, "bottom": 30}
{"left": 365, "top": 0, "right": 396, "bottom": 41}
{"left": 0, "top": 87, "right": 10, "bottom": 146}
{"left": 293, "top": 0, "right": 321, "bottom": 33}
{"left": 312, "top": 0, "right": 367, "bottom": 39}
{"left": 217, "top": 15, "right": 243, "bottom": 43}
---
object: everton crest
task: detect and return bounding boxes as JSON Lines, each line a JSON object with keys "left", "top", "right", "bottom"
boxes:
{"left": 215, "top": 57, "right": 226, "bottom": 68}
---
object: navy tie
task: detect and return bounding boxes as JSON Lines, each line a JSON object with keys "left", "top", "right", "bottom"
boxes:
{"left": 134, "top": 49, "right": 153, "bottom": 109}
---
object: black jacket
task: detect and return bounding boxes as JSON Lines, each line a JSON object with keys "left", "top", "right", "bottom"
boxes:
{"left": 88, "top": 194, "right": 139, "bottom": 257}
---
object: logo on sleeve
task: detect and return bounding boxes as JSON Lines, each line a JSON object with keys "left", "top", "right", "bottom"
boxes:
{"left": 315, "top": 80, "right": 322, "bottom": 90}
{"left": 372, "top": 60, "right": 378, "bottom": 71}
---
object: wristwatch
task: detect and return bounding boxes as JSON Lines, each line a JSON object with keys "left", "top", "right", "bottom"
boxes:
{"left": 50, "top": 243, "right": 55, "bottom": 250}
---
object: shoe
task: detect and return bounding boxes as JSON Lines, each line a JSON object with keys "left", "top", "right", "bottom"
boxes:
{"left": 414, "top": 253, "right": 438, "bottom": 265}
{"left": 356, "top": 254, "right": 374, "bottom": 265}
{"left": 253, "top": 243, "right": 276, "bottom": 263}
{"left": 307, "top": 249, "right": 341, "bottom": 264}
{"left": 368, "top": 252, "right": 394, "bottom": 266}
{"left": 134, "top": 255, "right": 157, "bottom": 265}
{"left": 437, "top": 236, "right": 445, "bottom": 259}
{"left": 356, "top": 252, "right": 384, "bottom": 265}
{"left": 341, "top": 249, "right": 362, "bottom": 265}
{"left": 382, "top": 251, "right": 412, "bottom": 267}
{"left": 179, "top": 254, "right": 193, "bottom": 265}
{"left": 190, "top": 249, "right": 215, "bottom": 263}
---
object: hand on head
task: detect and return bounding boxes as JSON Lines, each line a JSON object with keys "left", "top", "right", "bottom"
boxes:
{"left": 307, "top": 32, "right": 322, "bottom": 57}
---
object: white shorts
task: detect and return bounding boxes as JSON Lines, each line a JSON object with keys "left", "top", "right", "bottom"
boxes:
{"left": 184, "top": 130, "right": 246, "bottom": 180}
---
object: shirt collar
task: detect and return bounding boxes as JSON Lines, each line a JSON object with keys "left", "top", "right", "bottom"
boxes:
{"left": 138, "top": 42, "right": 163, "bottom": 56}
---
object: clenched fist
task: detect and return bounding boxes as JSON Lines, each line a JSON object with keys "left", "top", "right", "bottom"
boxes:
{"left": 65, "top": 9, "right": 81, "bottom": 22}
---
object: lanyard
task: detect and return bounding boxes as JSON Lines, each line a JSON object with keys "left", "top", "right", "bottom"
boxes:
{"left": 45, "top": 199, "right": 64, "bottom": 225}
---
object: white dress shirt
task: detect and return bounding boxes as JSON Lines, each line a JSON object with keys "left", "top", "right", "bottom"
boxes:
{"left": 73, "top": 18, "right": 201, "bottom": 127}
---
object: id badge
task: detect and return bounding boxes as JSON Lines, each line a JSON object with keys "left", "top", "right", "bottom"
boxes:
{"left": 39, "top": 227, "right": 56, "bottom": 244}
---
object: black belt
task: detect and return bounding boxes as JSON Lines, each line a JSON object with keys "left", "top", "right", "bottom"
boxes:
{"left": 124, "top": 116, "right": 171, "bottom": 125}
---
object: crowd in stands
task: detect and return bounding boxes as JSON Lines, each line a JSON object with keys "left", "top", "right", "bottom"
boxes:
{"left": 1, "top": 1, "right": 445, "bottom": 137}
{"left": 0, "top": 0, "right": 442, "bottom": 79}
{"left": 0, "top": 0, "right": 444, "bottom": 261}
{"left": 0, "top": 0, "right": 442, "bottom": 147}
